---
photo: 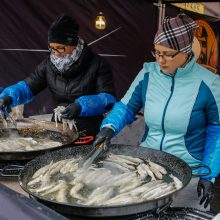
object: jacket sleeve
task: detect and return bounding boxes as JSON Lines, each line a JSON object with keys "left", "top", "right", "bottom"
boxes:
{"left": 95, "top": 56, "right": 115, "bottom": 96}
{"left": 75, "top": 93, "right": 116, "bottom": 116}
{"left": 200, "top": 125, "right": 220, "bottom": 181}
{"left": 24, "top": 58, "right": 48, "bottom": 96}
{"left": 101, "top": 67, "right": 146, "bottom": 134}
{"left": 199, "top": 77, "right": 220, "bottom": 181}
{"left": 101, "top": 101, "right": 136, "bottom": 134}
{"left": 74, "top": 56, "right": 116, "bottom": 117}
{"left": 0, "top": 81, "right": 33, "bottom": 107}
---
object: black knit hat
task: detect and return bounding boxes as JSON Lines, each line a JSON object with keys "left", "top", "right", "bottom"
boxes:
{"left": 48, "top": 15, "right": 79, "bottom": 46}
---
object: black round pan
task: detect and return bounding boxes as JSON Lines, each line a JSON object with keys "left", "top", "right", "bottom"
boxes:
{"left": 19, "top": 144, "right": 195, "bottom": 217}
{"left": 0, "top": 127, "right": 78, "bottom": 161}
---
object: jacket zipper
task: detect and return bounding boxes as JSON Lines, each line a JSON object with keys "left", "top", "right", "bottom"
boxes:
{"left": 65, "top": 80, "right": 69, "bottom": 93}
{"left": 159, "top": 76, "right": 175, "bottom": 151}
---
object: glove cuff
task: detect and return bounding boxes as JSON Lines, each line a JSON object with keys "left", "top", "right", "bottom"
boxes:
{"left": 102, "top": 124, "right": 116, "bottom": 132}
{"left": 200, "top": 177, "right": 215, "bottom": 183}
{"left": 102, "top": 127, "right": 115, "bottom": 138}
{"left": 74, "top": 102, "right": 82, "bottom": 115}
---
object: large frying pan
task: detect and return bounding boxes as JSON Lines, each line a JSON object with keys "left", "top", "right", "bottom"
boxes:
{"left": 0, "top": 119, "right": 78, "bottom": 161}
{"left": 19, "top": 144, "right": 210, "bottom": 218}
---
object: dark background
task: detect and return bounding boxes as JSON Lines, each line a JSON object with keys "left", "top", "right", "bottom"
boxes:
{"left": 0, "top": 0, "right": 219, "bottom": 116}
{"left": 0, "top": 0, "right": 158, "bottom": 116}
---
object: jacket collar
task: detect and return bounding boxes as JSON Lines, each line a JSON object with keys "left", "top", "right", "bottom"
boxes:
{"left": 50, "top": 43, "right": 93, "bottom": 78}
{"left": 175, "top": 52, "right": 196, "bottom": 78}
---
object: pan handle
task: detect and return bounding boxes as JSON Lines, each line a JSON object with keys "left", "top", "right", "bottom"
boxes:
{"left": 155, "top": 199, "right": 173, "bottom": 214}
{"left": 190, "top": 164, "right": 211, "bottom": 177}
{"left": 73, "top": 136, "right": 94, "bottom": 145}
{"left": 1, "top": 165, "right": 24, "bottom": 177}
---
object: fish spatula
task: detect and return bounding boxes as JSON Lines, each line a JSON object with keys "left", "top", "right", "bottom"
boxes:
{"left": 79, "top": 142, "right": 105, "bottom": 169}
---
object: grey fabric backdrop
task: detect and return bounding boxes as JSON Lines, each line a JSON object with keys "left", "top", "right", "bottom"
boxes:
{"left": 0, "top": 1, "right": 219, "bottom": 116}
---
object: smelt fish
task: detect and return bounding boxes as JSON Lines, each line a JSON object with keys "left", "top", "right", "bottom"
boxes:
{"left": 170, "top": 174, "right": 183, "bottom": 189}
{"left": 129, "top": 180, "right": 163, "bottom": 196}
{"left": 101, "top": 161, "right": 131, "bottom": 173}
{"left": 137, "top": 164, "right": 148, "bottom": 180}
{"left": 146, "top": 183, "right": 175, "bottom": 200}
{"left": 148, "top": 165, "right": 163, "bottom": 179}
{"left": 104, "top": 194, "right": 138, "bottom": 206}
{"left": 109, "top": 154, "right": 143, "bottom": 164}
{"left": 41, "top": 180, "right": 67, "bottom": 196}
{"left": 56, "top": 186, "right": 68, "bottom": 203}
{"left": 141, "top": 163, "right": 156, "bottom": 181}
{"left": 147, "top": 160, "right": 167, "bottom": 175}
{"left": 86, "top": 188, "right": 115, "bottom": 205}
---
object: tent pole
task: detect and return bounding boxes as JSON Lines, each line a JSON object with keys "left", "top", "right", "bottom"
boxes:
{"left": 157, "top": 0, "right": 166, "bottom": 28}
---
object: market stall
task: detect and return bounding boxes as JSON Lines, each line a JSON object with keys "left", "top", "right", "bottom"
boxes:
{"left": 0, "top": 1, "right": 220, "bottom": 219}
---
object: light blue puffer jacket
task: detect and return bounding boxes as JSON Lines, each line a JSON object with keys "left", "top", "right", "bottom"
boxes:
{"left": 101, "top": 55, "right": 220, "bottom": 180}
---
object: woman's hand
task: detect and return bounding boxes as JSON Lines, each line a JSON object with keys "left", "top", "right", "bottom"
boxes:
{"left": 61, "top": 102, "right": 81, "bottom": 119}
{"left": 93, "top": 127, "right": 115, "bottom": 147}
{"left": 197, "top": 179, "right": 214, "bottom": 208}
{"left": 0, "top": 96, "right": 13, "bottom": 110}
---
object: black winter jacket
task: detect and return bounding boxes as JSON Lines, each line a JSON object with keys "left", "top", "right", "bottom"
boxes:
{"left": 24, "top": 44, "right": 115, "bottom": 136}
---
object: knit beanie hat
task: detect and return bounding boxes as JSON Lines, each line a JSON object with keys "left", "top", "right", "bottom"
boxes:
{"left": 48, "top": 15, "right": 79, "bottom": 46}
{"left": 154, "top": 13, "right": 199, "bottom": 54}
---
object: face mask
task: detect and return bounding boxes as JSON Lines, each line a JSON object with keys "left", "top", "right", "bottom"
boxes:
{"left": 50, "top": 54, "right": 72, "bottom": 72}
{"left": 50, "top": 38, "right": 84, "bottom": 73}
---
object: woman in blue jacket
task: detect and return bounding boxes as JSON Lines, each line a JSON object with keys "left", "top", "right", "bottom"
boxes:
{"left": 94, "top": 13, "right": 220, "bottom": 209}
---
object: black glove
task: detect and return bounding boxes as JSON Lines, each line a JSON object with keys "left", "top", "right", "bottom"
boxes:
{"left": 93, "top": 127, "right": 115, "bottom": 147}
{"left": 0, "top": 96, "right": 13, "bottom": 111}
{"left": 197, "top": 179, "right": 214, "bottom": 208}
{"left": 61, "top": 102, "right": 82, "bottom": 119}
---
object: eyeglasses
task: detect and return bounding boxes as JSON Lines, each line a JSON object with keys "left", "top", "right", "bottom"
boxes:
{"left": 151, "top": 50, "right": 179, "bottom": 60}
{"left": 48, "top": 46, "right": 66, "bottom": 54}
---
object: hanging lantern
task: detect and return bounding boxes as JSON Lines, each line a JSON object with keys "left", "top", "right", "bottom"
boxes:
{"left": 95, "top": 12, "right": 106, "bottom": 30}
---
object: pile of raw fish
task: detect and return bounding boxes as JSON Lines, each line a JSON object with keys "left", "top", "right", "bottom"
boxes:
{"left": 54, "top": 106, "right": 77, "bottom": 132}
{"left": 0, "top": 136, "right": 62, "bottom": 152}
{"left": 27, "top": 153, "right": 183, "bottom": 206}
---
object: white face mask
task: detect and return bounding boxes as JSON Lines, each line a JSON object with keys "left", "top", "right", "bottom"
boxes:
{"left": 50, "top": 38, "right": 84, "bottom": 73}
{"left": 51, "top": 53, "right": 70, "bottom": 60}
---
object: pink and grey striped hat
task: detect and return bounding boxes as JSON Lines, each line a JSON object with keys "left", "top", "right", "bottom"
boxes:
{"left": 154, "top": 13, "right": 199, "bottom": 54}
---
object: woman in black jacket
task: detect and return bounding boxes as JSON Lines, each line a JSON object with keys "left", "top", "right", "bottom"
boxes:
{"left": 0, "top": 15, "right": 116, "bottom": 137}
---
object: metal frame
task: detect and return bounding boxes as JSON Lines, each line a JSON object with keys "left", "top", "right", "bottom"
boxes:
{"left": 151, "top": 0, "right": 220, "bottom": 2}
{"left": 154, "top": 0, "right": 166, "bottom": 28}
{"left": 154, "top": 0, "right": 220, "bottom": 26}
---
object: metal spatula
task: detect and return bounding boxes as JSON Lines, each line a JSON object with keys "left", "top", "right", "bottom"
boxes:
{"left": 79, "top": 142, "right": 105, "bottom": 169}
{"left": 0, "top": 109, "right": 17, "bottom": 128}
{"left": 6, "top": 113, "right": 17, "bottom": 128}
